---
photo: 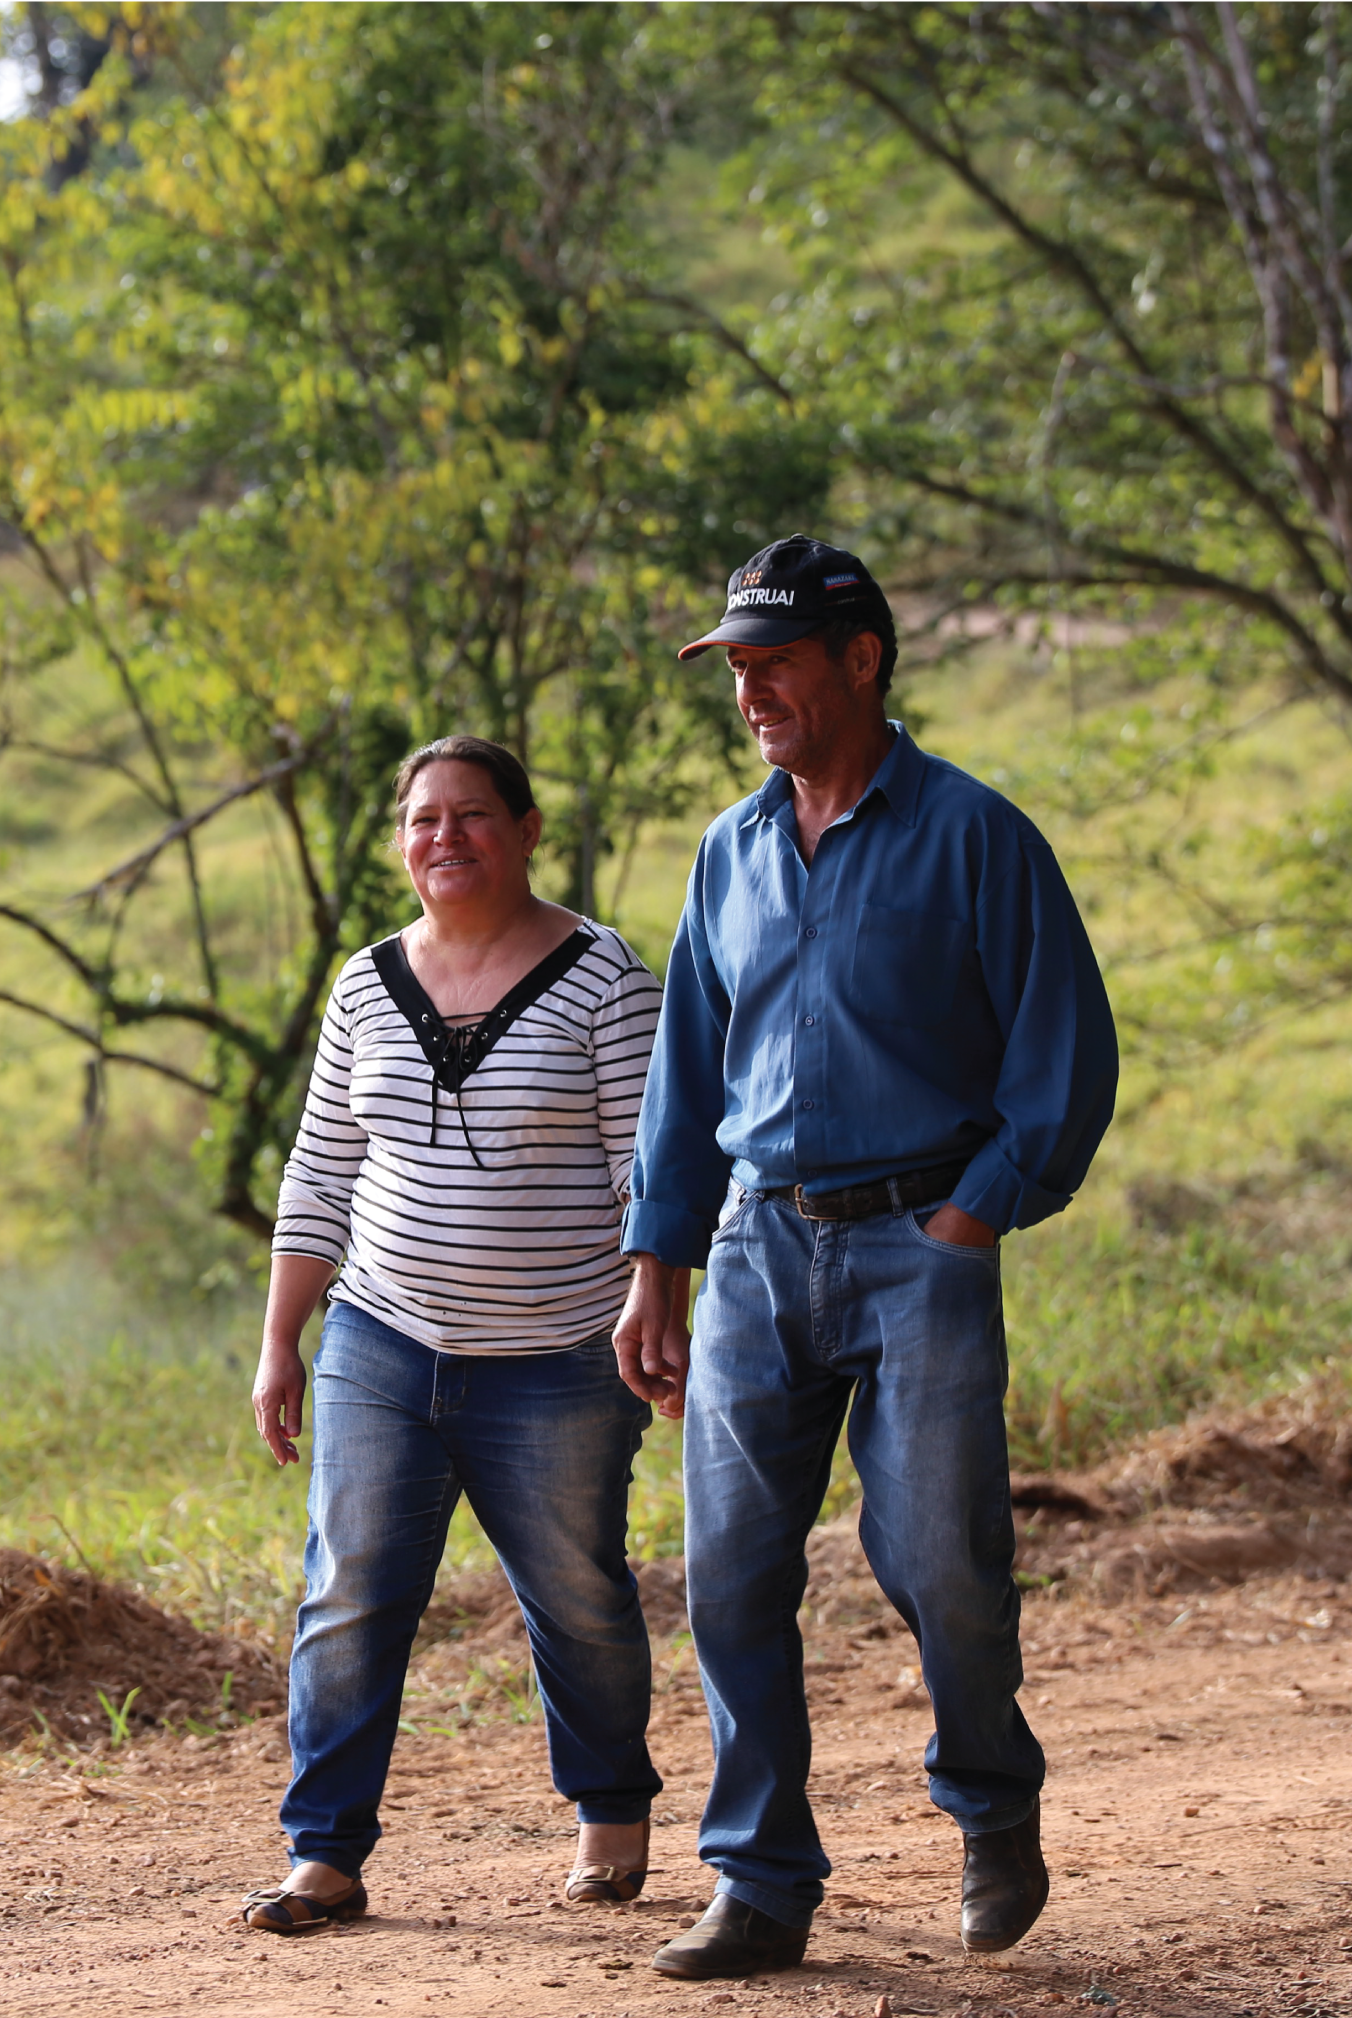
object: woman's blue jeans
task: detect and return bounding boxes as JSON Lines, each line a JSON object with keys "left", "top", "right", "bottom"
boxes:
{"left": 281, "top": 1299, "right": 661, "bottom": 1876}
{"left": 683, "top": 1191, "right": 1044, "bottom": 1930}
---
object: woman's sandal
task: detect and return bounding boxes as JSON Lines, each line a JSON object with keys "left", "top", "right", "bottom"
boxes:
{"left": 241, "top": 1877, "right": 368, "bottom": 1934}
{"left": 564, "top": 1819, "right": 650, "bottom": 1904}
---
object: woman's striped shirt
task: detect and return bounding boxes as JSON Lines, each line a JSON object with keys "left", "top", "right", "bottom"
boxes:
{"left": 272, "top": 924, "right": 662, "bottom": 1354}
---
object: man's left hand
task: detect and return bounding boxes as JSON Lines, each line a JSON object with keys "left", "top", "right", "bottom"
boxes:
{"left": 922, "top": 1203, "right": 997, "bottom": 1247}
{"left": 654, "top": 1307, "right": 691, "bottom": 1421}
{"left": 614, "top": 1259, "right": 691, "bottom": 1415}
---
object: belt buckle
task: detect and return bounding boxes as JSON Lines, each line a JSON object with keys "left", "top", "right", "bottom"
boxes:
{"left": 792, "top": 1184, "right": 826, "bottom": 1222}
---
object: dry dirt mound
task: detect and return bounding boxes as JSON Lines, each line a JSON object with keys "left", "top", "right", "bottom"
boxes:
{"left": 406, "top": 1387, "right": 1352, "bottom": 1660}
{"left": 0, "top": 1551, "right": 284, "bottom": 1747}
{"left": 751, "top": 1390, "right": 1352, "bottom": 1628}
{"left": 1011, "top": 1382, "right": 1352, "bottom": 1597}
{"left": 12, "top": 1388, "right": 1347, "bottom": 1755}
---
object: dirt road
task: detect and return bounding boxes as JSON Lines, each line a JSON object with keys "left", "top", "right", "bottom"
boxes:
{"left": 2, "top": 1565, "right": 1348, "bottom": 2018}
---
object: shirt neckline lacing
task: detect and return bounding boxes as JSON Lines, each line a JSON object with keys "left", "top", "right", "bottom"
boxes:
{"left": 370, "top": 929, "right": 597, "bottom": 1165}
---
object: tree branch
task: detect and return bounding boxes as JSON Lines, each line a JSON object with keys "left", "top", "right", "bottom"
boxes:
{"left": 7, "top": 513, "right": 228, "bottom": 998}
{"left": 0, "top": 901, "right": 102, "bottom": 988}
{"left": 0, "top": 989, "right": 220, "bottom": 1095}
{"left": 1, "top": 734, "right": 174, "bottom": 814}
{"left": 0, "top": 900, "right": 275, "bottom": 1062}
{"left": 69, "top": 540, "right": 221, "bottom": 1000}
{"left": 71, "top": 751, "right": 312, "bottom": 903}
{"left": 829, "top": 36, "right": 1347, "bottom": 632}
{"left": 271, "top": 766, "right": 337, "bottom": 941}
{"left": 880, "top": 462, "right": 1352, "bottom": 706}
{"left": 634, "top": 288, "right": 795, "bottom": 405}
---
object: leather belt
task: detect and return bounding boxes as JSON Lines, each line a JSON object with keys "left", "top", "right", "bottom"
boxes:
{"left": 767, "top": 1158, "right": 971, "bottom": 1223}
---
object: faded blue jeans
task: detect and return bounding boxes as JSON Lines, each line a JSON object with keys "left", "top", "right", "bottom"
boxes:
{"left": 683, "top": 1189, "right": 1044, "bottom": 1930}
{"left": 281, "top": 1299, "right": 661, "bottom": 1876}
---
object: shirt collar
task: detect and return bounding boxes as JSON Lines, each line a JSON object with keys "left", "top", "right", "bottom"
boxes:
{"left": 741, "top": 721, "right": 924, "bottom": 831}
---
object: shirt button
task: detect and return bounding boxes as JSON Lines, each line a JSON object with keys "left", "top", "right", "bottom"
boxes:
{"left": 804, "top": 926, "right": 818, "bottom": 939}
{"left": 803, "top": 1015, "right": 815, "bottom": 1026}
{"left": 803, "top": 1098, "right": 815, "bottom": 1110}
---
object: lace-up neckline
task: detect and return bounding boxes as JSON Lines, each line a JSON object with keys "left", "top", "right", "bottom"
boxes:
{"left": 370, "top": 927, "right": 599, "bottom": 1168}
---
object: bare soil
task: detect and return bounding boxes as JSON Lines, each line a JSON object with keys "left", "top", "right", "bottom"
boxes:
{"left": 0, "top": 1553, "right": 283, "bottom": 1748}
{"left": 3, "top": 1402, "right": 1352, "bottom": 2018}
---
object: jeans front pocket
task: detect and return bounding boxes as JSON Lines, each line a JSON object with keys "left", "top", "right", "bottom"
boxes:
{"left": 710, "top": 1182, "right": 755, "bottom": 1244}
{"left": 907, "top": 1206, "right": 1001, "bottom": 1262}
{"left": 848, "top": 903, "right": 971, "bottom": 1028}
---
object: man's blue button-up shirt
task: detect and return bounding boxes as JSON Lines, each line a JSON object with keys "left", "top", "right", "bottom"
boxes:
{"left": 622, "top": 725, "right": 1118, "bottom": 1267}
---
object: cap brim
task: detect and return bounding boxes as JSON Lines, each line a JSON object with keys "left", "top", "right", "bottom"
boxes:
{"left": 677, "top": 613, "right": 821, "bottom": 662}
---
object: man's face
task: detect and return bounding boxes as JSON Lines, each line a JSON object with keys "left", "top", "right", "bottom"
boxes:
{"left": 726, "top": 635, "right": 866, "bottom": 776}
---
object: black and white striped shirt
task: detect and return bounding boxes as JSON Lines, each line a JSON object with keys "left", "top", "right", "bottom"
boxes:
{"left": 273, "top": 924, "right": 662, "bottom": 1354}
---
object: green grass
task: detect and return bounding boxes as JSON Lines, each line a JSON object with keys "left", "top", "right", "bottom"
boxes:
{"left": 0, "top": 1266, "right": 696, "bottom": 1648}
{"left": 1000, "top": 1197, "right": 1352, "bottom": 1470}
{"left": 3, "top": 1163, "right": 1348, "bottom": 1652}
{"left": 0, "top": 1269, "right": 308, "bottom": 1644}
{"left": 6, "top": 609, "right": 1352, "bottom": 1649}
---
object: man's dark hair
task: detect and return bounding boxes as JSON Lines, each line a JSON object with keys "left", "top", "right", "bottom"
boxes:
{"left": 812, "top": 609, "right": 899, "bottom": 696}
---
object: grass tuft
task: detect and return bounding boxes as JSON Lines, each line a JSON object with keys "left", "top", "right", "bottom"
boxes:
{"left": 4, "top": 1176, "right": 1348, "bottom": 1654}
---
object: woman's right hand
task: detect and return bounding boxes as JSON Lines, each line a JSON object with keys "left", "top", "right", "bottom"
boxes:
{"left": 253, "top": 1341, "right": 307, "bottom": 1466}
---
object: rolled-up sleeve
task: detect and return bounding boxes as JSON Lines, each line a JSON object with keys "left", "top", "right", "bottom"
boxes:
{"left": 621, "top": 888, "right": 734, "bottom": 1268}
{"left": 951, "top": 835, "right": 1117, "bottom": 1233}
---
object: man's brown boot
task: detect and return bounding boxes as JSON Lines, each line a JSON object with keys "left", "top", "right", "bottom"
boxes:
{"left": 960, "top": 1797, "right": 1049, "bottom": 1952}
{"left": 652, "top": 1894, "right": 810, "bottom": 1979}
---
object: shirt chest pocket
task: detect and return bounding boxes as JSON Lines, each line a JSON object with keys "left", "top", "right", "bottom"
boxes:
{"left": 848, "top": 903, "right": 971, "bottom": 1029}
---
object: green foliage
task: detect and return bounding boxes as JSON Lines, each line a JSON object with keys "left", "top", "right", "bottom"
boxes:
{"left": 644, "top": 0, "right": 1352, "bottom": 1068}
{"left": 0, "top": 1, "right": 832, "bottom": 1235}
{"left": 740, "top": 3, "right": 1352, "bottom": 689}
{"left": 13, "top": 2, "right": 1352, "bottom": 1225}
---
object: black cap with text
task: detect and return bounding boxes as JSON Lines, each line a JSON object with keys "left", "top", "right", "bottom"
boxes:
{"left": 678, "top": 533, "right": 893, "bottom": 661}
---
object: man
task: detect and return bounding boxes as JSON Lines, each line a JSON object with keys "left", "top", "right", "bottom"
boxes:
{"left": 612, "top": 534, "right": 1117, "bottom": 1981}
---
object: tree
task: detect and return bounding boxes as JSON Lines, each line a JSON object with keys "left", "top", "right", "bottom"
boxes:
{"left": 720, "top": 0, "right": 1352, "bottom": 1062}
{"left": 0, "top": 1, "right": 831, "bottom": 1237}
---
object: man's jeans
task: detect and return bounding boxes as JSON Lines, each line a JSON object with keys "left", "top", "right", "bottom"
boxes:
{"left": 684, "top": 1190, "right": 1044, "bottom": 1930}
{"left": 282, "top": 1300, "right": 661, "bottom": 1876}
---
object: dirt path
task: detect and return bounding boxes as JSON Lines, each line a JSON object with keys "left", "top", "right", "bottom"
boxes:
{"left": 2, "top": 1568, "right": 1349, "bottom": 2018}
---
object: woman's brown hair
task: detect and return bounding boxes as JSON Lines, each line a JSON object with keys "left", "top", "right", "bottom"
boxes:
{"left": 393, "top": 736, "right": 538, "bottom": 827}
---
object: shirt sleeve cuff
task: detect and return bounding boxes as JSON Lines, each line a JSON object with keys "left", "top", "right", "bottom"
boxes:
{"left": 621, "top": 1198, "right": 712, "bottom": 1268}
{"left": 952, "top": 1141, "right": 1072, "bottom": 1234}
{"left": 272, "top": 1228, "right": 348, "bottom": 1268}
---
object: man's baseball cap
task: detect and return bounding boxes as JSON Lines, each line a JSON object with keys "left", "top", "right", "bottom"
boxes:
{"left": 678, "top": 533, "right": 893, "bottom": 661}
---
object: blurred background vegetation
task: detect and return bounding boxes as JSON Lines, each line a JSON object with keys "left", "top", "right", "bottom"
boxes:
{"left": 3, "top": 0, "right": 1352, "bottom": 1648}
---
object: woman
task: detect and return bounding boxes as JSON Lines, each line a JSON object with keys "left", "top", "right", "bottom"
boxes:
{"left": 244, "top": 735, "right": 687, "bottom": 1934}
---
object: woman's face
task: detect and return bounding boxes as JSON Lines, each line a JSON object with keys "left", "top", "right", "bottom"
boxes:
{"left": 397, "top": 760, "right": 541, "bottom": 918}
